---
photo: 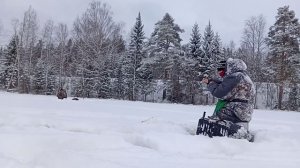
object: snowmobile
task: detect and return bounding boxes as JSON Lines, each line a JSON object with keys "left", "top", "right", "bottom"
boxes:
{"left": 196, "top": 112, "right": 255, "bottom": 142}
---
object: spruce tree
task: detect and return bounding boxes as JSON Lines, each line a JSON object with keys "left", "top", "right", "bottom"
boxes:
{"left": 46, "top": 69, "right": 56, "bottom": 95}
{"left": 3, "top": 35, "right": 19, "bottom": 90}
{"left": 32, "top": 59, "right": 46, "bottom": 94}
{"left": 96, "top": 62, "right": 111, "bottom": 99}
{"left": 112, "top": 62, "right": 125, "bottom": 99}
{"left": 84, "top": 65, "right": 97, "bottom": 98}
{"left": 124, "top": 12, "right": 145, "bottom": 100}
{"left": 212, "top": 33, "right": 223, "bottom": 62}
{"left": 138, "top": 62, "right": 153, "bottom": 101}
{"left": 202, "top": 21, "right": 215, "bottom": 75}
{"left": 184, "top": 23, "right": 204, "bottom": 104}
{"left": 189, "top": 23, "right": 203, "bottom": 62}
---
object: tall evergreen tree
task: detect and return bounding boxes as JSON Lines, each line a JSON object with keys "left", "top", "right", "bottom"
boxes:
{"left": 96, "top": 61, "right": 111, "bottom": 99}
{"left": 112, "top": 62, "right": 125, "bottom": 99}
{"left": 3, "top": 35, "right": 19, "bottom": 90}
{"left": 46, "top": 68, "right": 56, "bottom": 95}
{"left": 124, "top": 12, "right": 145, "bottom": 100}
{"left": 32, "top": 59, "right": 46, "bottom": 94}
{"left": 138, "top": 62, "right": 153, "bottom": 101}
{"left": 189, "top": 23, "right": 203, "bottom": 62}
{"left": 212, "top": 33, "right": 223, "bottom": 62}
{"left": 202, "top": 21, "right": 215, "bottom": 75}
{"left": 266, "top": 6, "right": 300, "bottom": 110}
{"left": 147, "top": 13, "right": 184, "bottom": 102}
{"left": 147, "top": 13, "right": 184, "bottom": 80}
{"left": 182, "top": 23, "right": 203, "bottom": 104}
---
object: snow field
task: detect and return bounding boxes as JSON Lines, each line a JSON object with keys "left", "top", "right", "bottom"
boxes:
{"left": 0, "top": 92, "right": 299, "bottom": 168}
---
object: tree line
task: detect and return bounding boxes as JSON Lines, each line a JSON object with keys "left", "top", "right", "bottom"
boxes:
{"left": 0, "top": 2, "right": 299, "bottom": 111}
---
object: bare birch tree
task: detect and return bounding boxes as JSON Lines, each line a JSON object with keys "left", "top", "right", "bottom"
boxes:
{"left": 239, "top": 15, "right": 267, "bottom": 108}
{"left": 19, "top": 6, "right": 39, "bottom": 93}
{"left": 41, "top": 20, "right": 55, "bottom": 93}
{"left": 240, "top": 15, "right": 267, "bottom": 82}
{"left": 73, "top": 1, "right": 123, "bottom": 98}
{"left": 55, "top": 23, "right": 68, "bottom": 89}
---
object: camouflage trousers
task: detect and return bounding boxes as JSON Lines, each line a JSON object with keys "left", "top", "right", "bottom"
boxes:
{"left": 217, "top": 102, "right": 253, "bottom": 123}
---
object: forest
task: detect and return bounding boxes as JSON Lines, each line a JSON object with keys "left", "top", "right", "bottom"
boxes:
{"left": 0, "top": 1, "right": 299, "bottom": 111}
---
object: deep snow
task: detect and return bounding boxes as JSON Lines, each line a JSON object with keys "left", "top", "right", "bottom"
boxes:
{"left": 0, "top": 92, "right": 299, "bottom": 168}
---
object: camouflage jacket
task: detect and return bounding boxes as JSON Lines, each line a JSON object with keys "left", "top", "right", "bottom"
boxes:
{"left": 207, "top": 58, "right": 255, "bottom": 122}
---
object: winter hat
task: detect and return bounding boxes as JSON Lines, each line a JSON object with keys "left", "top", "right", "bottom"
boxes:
{"left": 217, "top": 60, "right": 227, "bottom": 71}
{"left": 226, "top": 58, "right": 247, "bottom": 74}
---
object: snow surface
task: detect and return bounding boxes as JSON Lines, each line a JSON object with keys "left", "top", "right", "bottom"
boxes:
{"left": 0, "top": 92, "right": 300, "bottom": 168}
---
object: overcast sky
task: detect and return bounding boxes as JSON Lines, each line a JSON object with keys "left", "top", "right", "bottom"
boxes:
{"left": 0, "top": 0, "right": 299, "bottom": 46}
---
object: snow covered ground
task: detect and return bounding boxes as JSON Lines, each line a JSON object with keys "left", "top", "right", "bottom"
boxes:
{"left": 0, "top": 92, "right": 299, "bottom": 168}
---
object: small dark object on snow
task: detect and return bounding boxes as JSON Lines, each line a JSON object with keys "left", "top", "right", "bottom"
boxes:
{"left": 72, "top": 97, "right": 79, "bottom": 100}
{"left": 196, "top": 112, "right": 254, "bottom": 142}
{"left": 57, "top": 88, "right": 67, "bottom": 99}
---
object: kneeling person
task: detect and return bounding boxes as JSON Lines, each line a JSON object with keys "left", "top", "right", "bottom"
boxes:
{"left": 202, "top": 58, "right": 255, "bottom": 138}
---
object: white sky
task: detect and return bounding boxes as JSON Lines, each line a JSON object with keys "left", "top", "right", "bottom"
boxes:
{"left": 0, "top": 0, "right": 299, "bottom": 47}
